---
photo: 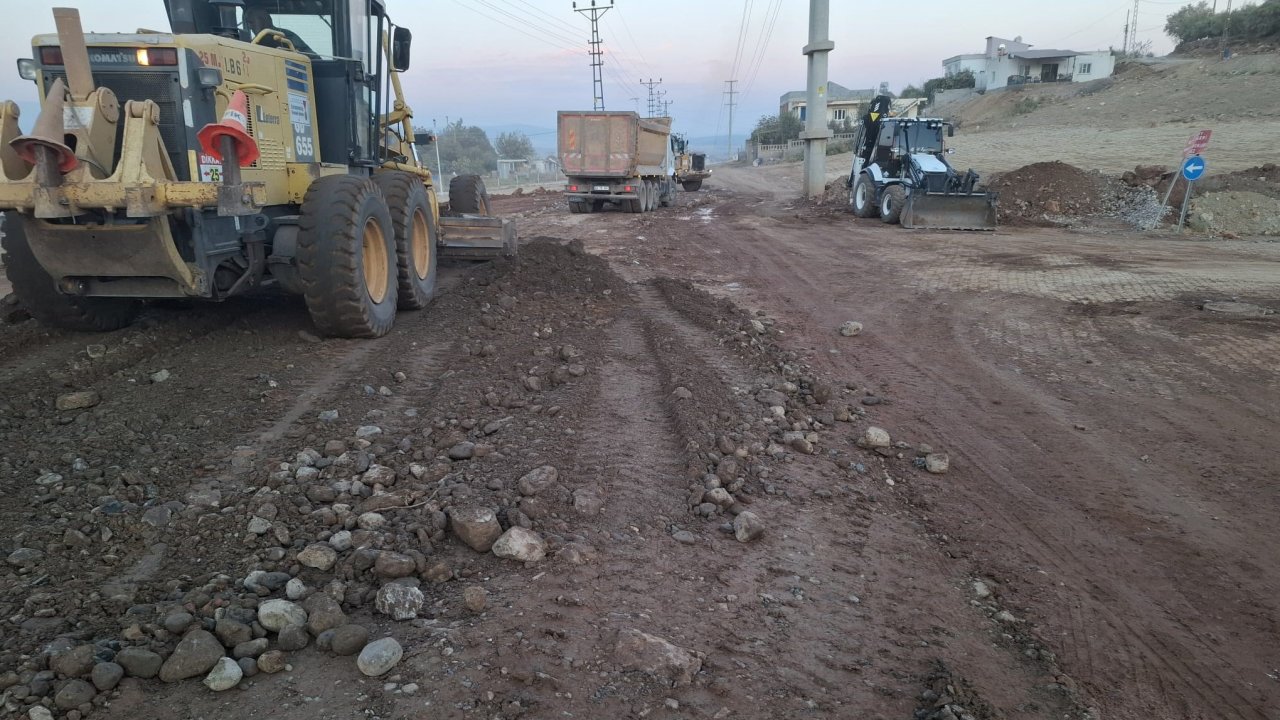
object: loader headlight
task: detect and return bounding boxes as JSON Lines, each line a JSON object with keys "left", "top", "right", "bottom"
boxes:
{"left": 197, "top": 67, "right": 223, "bottom": 88}
{"left": 16, "top": 58, "right": 37, "bottom": 81}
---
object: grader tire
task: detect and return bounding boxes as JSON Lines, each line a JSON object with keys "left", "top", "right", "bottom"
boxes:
{"left": 0, "top": 214, "right": 140, "bottom": 332}
{"left": 297, "top": 176, "right": 398, "bottom": 338}
{"left": 373, "top": 171, "right": 437, "bottom": 311}
{"left": 448, "top": 174, "right": 490, "bottom": 215}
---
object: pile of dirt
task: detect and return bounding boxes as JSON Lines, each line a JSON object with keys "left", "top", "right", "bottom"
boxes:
{"left": 1188, "top": 190, "right": 1280, "bottom": 236}
{"left": 817, "top": 178, "right": 849, "bottom": 207}
{"left": 1120, "top": 163, "right": 1280, "bottom": 233}
{"left": 988, "top": 161, "right": 1104, "bottom": 225}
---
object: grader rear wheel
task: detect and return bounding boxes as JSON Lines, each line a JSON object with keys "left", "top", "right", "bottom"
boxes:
{"left": 373, "top": 171, "right": 438, "bottom": 310}
{"left": 297, "top": 175, "right": 398, "bottom": 338}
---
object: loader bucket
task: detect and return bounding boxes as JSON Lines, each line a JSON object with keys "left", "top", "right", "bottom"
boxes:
{"left": 902, "top": 192, "right": 998, "bottom": 231}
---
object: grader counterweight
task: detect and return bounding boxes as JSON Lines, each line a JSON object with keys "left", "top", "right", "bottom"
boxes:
{"left": 1, "top": 0, "right": 514, "bottom": 338}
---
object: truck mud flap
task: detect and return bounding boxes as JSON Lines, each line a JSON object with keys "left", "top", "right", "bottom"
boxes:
{"left": 902, "top": 192, "right": 998, "bottom": 231}
{"left": 438, "top": 215, "right": 518, "bottom": 260}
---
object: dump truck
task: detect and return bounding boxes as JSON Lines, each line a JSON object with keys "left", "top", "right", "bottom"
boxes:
{"left": 0, "top": 0, "right": 515, "bottom": 338}
{"left": 847, "top": 95, "right": 997, "bottom": 230}
{"left": 671, "top": 133, "right": 710, "bottom": 192}
{"left": 558, "top": 111, "right": 673, "bottom": 214}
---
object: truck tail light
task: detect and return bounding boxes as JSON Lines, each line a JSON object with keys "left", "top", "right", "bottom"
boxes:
{"left": 624, "top": 185, "right": 633, "bottom": 192}
{"left": 568, "top": 185, "right": 578, "bottom": 192}
{"left": 136, "top": 48, "right": 178, "bottom": 66}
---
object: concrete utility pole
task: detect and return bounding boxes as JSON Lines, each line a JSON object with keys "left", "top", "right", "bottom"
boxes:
{"left": 1223, "top": 0, "right": 1233, "bottom": 46}
{"left": 801, "top": 0, "right": 833, "bottom": 199}
{"left": 573, "top": 1, "right": 614, "bottom": 111}
{"left": 723, "top": 79, "right": 738, "bottom": 161}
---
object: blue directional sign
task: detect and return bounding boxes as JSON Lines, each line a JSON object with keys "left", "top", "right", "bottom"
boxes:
{"left": 1182, "top": 155, "right": 1206, "bottom": 182}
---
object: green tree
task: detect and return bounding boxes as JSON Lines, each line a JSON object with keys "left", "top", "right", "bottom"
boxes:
{"left": 1165, "top": 0, "right": 1280, "bottom": 44}
{"left": 436, "top": 119, "right": 498, "bottom": 175}
{"left": 749, "top": 112, "right": 803, "bottom": 145}
{"left": 900, "top": 84, "right": 927, "bottom": 99}
{"left": 922, "top": 70, "right": 976, "bottom": 100}
{"left": 495, "top": 131, "right": 535, "bottom": 160}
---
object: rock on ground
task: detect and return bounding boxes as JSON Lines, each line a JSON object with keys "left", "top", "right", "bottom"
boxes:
{"left": 91, "top": 662, "right": 124, "bottom": 691}
{"left": 54, "top": 679, "right": 96, "bottom": 709}
{"left": 203, "top": 657, "right": 243, "bottom": 691}
{"left": 256, "top": 650, "right": 287, "bottom": 674}
{"left": 491, "top": 527, "right": 547, "bottom": 562}
{"left": 357, "top": 637, "right": 404, "bottom": 677}
{"left": 733, "top": 511, "right": 765, "bottom": 543}
{"left": 614, "top": 629, "right": 703, "bottom": 687}
{"left": 297, "top": 543, "right": 338, "bottom": 570}
{"left": 330, "top": 625, "right": 370, "bottom": 656}
{"left": 925, "top": 453, "right": 950, "bottom": 474}
{"left": 859, "top": 426, "right": 891, "bottom": 449}
{"left": 257, "top": 599, "right": 307, "bottom": 632}
{"left": 516, "top": 465, "right": 559, "bottom": 496}
{"left": 115, "top": 647, "right": 163, "bottom": 678}
{"left": 159, "top": 629, "right": 225, "bottom": 682}
{"left": 375, "top": 583, "right": 425, "bottom": 621}
{"left": 463, "top": 585, "right": 488, "bottom": 613}
{"left": 839, "top": 321, "right": 864, "bottom": 337}
{"left": 449, "top": 506, "right": 504, "bottom": 552}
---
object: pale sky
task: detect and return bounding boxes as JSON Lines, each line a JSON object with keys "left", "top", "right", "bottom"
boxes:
{"left": 1, "top": 0, "right": 1199, "bottom": 141}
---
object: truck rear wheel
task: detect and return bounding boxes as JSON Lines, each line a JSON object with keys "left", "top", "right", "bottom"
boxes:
{"left": 297, "top": 176, "right": 398, "bottom": 338}
{"left": 373, "top": 172, "right": 437, "bottom": 311}
{"left": 0, "top": 214, "right": 140, "bottom": 332}
{"left": 852, "top": 174, "right": 878, "bottom": 218}
{"left": 880, "top": 185, "right": 907, "bottom": 225}
{"left": 448, "top": 174, "right": 490, "bottom": 215}
{"left": 681, "top": 180, "right": 702, "bottom": 192}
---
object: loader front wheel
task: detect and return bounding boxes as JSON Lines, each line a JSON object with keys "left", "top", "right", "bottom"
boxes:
{"left": 852, "top": 174, "right": 878, "bottom": 218}
{"left": 297, "top": 175, "right": 398, "bottom": 338}
{"left": 880, "top": 185, "right": 906, "bottom": 225}
{"left": 0, "top": 215, "right": 140, "bottom": 332}
{"left": 448, "top": 174, "right": 491, "bottom": 215}
{"left": 373, "top": 171, "right": 438, "bottom": 310}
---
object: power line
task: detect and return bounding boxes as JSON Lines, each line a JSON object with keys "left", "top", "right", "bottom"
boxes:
{"left": 640, "top": 77, "right": 663, "bottom": 117}
{"left": 741, "top": 0, "right": 784, "bottom": 99}
{"left": 729, "top": 0, "right": 755, "bottom": 81}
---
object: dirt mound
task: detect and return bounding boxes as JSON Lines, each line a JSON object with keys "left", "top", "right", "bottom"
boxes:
{"left": 1188, "top": 190, "right": 1280, "bottom": 236}
{"left": 818, "top": 178, "right": 849, "bottom": 206}
{"left": 988, "top": 161, "right": 1103, "bottom": 225}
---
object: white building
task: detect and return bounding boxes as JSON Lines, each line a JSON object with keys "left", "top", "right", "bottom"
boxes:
{"left": 942, "top": 36, "right": 1115, "bottom": 92}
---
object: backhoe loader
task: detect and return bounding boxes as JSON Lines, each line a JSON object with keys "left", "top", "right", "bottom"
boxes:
{"left": 0, "top": 0, "right": 515, "bottom": 338}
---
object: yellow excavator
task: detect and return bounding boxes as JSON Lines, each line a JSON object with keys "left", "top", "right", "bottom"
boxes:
{"left": 0, "top": 1, "right": 514, "bottom": 338}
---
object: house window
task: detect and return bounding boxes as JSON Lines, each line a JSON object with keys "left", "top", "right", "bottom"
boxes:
{"left": 798, "top": 106, "right": 806, "bottom": 121}
{"left": 1079, "top": 63, "right": 1092, "bottom": 74}
{"left": 832, "top": 108, "right": 847, "bottom": 121}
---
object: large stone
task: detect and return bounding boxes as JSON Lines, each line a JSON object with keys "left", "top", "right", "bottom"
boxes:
{"left": 463, "top": 585, "right": 488, "bottom": 613}
{"left": 303, "top": 592, "right": 348, "bottom": 635}
{"left": 56, "top": 391, "right": 100, "bottom": 411}
{"left": 375, "top": 583, "right": 424, "bottom": 621}
{"left": 859, "top": 426, "right": 891, "bottom": 449}
{"left": 49, "top": 644, "right": 96, "bottom": 678}
{"left": 755, "top": 389, "right": 788, "bottom": 407}
{"left": 614, "top": 629, "right": 702, "bottom": 687}
{"left": 202, "top": 657, "right": 243, "bottom": 691}
{"left": 491, "top": 527, "right": 547, "bottom": 562}
{"left": 449, "top": 506, "right": 503, "bottom": 552}
{"left": 257, "top": 599, "right": 307, "bottom": 632}
{"left": 256, "top": 650, "right": 287, "bottom": 674}
{"left": 373, "top": 551, "right": 417, "bottom": 579}
{"left": 232, "top": 638, "right": 269, "bottom": 659}
{"left": 925, "top": 453, "right": 950, "bottom": 474}
{"left": 356, "top": 637, "right": 403, "bottom": 677}
{"left": 159, "top": 629, "right": 225, "bottom": 682}
{"left": 115, "top": 647, "right": 163, "bottom": 679}
{"left": 54, "top": 679, "right": 96, "bottom": 709}
{"left": 90, "top": 662, "right": 124, "bottom": 692}
{"left": 297, "top": 543, "right": 339, "bottom": 571}
{"left": 572, "top": 488, "right": 604, "bottom": 515}
{"left": 214, "top": 618, "right": 252, "bottom": 647}
{"left": 733, "top": 511, "right": 765, "bottom": 543}
{"left": 28, "top": 707, "right": 54, "bottom": 720}
{"left": 330, "top": 625, "right": 369, "bottom": 656}
{"left": 516, "top": 466, "right": 559, "bottom": 496}
{"left": 839, "top": 321, "right": 863, "bottom": 337}
{"left": 277, "top": 624, "right": 310, "bottom": 651}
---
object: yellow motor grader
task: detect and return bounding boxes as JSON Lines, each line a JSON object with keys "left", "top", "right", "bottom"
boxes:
{"left": 0, "top": 0, "right": 514, "bottom": 337}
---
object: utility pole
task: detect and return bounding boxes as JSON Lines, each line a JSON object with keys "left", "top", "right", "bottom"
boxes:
{"left": 660, "top": 99, "right": 673, "bottom": 118}
{"left": 572, "top": 1, "right": 614, "bottom": 111}
{"left": 1129, "top": 0, "right": 1140, "bottom": 55}
{"left": 629, "top": 96, "right": 640, "bottom": 113}
{"left": 801, "top": 0, "right": 833, "bottom": 199}
{"left": 640, "top": 78, "right": 662, "bottom": 117}
{"left": 723, "top": 79, "right": 738, "bottom": 162}
{"left": 1122, "top": 9, "right": 1130, "bottom": 55}
{"left": 1223, "top": 0, "right": 1233, "bottom": 47}
{"left": 431, "top": 118, "right": 444, "bottom": 180}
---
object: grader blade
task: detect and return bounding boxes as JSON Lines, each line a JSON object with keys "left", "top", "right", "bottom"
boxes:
{"left": 902, "top": 192, "right": 999, "bottom": 231}
{"left": 438, "top": 216, "right": 517, "bottom": 260}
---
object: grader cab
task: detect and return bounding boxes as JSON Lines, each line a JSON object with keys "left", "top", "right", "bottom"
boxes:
{"left": 0, "top": 1, "right": 514, "bottom": 337}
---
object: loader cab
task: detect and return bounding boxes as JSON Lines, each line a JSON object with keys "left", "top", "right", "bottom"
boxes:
{"left": 872, "top": 119, "right": 947, "bottom": 176}
{"left": 165, "top": 0, "right": 410, "bottom": 168}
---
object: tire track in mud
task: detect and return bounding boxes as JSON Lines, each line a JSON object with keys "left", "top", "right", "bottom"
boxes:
{"left": 722, "top": 224, "right": 1276, "bottom": 720}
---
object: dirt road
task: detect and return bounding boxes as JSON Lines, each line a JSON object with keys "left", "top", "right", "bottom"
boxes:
{"left": 1, "top": 176, "right": 1277, "bottom": 720}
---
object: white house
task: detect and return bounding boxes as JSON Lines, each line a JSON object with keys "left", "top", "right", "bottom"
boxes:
{"left": 942, "top": 36, "right": 1115, "bottom": 92}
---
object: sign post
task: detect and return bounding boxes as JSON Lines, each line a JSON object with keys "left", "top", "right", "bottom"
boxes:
{"left": 1177, "top": 155, "right": 1206, "bottom": 232}
{"left": 1160, "top": 130, "right": 1212, "bottom": 225}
